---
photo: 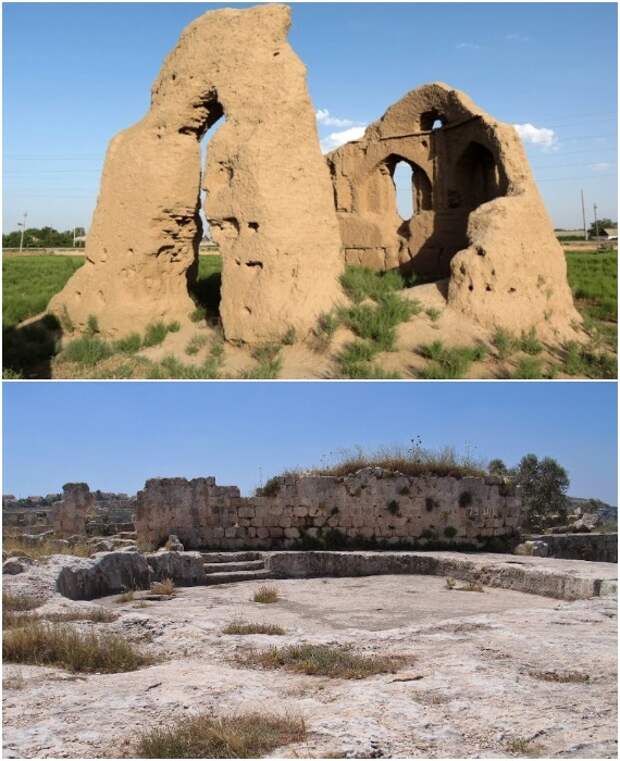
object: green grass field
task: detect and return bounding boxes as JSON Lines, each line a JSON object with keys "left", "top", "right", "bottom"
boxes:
{"left": 2, "top": 250, "right": 616, "bottom": 378}
{"left": 3, "top": 255, "right": 85, "bottom": 328}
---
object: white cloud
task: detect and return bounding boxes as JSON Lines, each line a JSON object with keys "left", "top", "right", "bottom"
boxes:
{"left": 592, "top": 162, "right": 611, "bottom": 172}
{"left": 316, "top": 109, "right": 357, "bottom": 128}
{"left": 506, "top": 33, "right": 530, "bottom": 42}
{"left": 514, "top": 123, "right": 556, "bottom": 148}
{"left": 456, "top": 42, "right": 480, "bottom": 50}
{"left": 320, "top": 126, "right": 367, "bottom": 153}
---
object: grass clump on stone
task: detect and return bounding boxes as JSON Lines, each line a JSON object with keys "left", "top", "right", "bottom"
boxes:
{"left": 253, "top": 586, "right": 280, "bottom": 604}
{"left": 114, "top": 332, "right": 143, "bottom": 354}
{"left": 151, "top": 578, "right": 175, "bottom": 596}
{"left": 340, "top": 266, "right": 405, "bottom": 304}
{"left": 417, "top": 340, "right": 487, "bottom": 379}
{"left": 2, "top": 621, "right": 152, "bottom": 673}
{"left": 506, "top": 737, "right": 545, "bottom": 757}
{"left": 529, "top": 669, "right": 590, "bottom": 683}
{"left": 562, "top": 340, "right": 616, "bottom": 379}
{"left": 134, "top": 711, "right": 306, "bottom": 759}
{"left": 240, "top": 643, "right": 403, "bottom": 679}
{"left": 303, "top": 443, "right": 486, "bottom": 479}
{"left": 223, "top": 620, "right": 286, "bottom": 636}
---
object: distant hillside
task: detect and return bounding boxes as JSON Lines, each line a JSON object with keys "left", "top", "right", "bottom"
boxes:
{"left": 567, "top": 496, "right": 617, "bottom": 522}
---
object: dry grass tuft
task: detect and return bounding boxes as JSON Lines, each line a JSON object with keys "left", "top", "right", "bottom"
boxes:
{"left": 506, "top": 737, "right": 545, "bottom": 757}
{"left": 3, "top": 535, "right": 91, "bottom": 560}
{"left": 239, "top": 643, "right": 404, "bottom": 679}
{"left": 3, "top": 620, "right": 153, "bottom": 673}
{"left": 288, "top": 444, "right": 486, "bottom": 480}
{"left": 253, "top": 585, "right": 280, "bottom": 604}
{"left": 529, "top": 669, "right": 590, "bottom": 683}
{"left": 115, "top": 590, "right": 135, "bottom": 604}
{"left": 445, "top": 577, "right": 456, "bottom": 590}
{"left": 134, "top": 711, "right": 306, "bottom": 758}
{"left": 151, "top": 578, "right": 176, "bottom": 596}
{"left": 223, "top": 619, "right": 286, "bottom": 636}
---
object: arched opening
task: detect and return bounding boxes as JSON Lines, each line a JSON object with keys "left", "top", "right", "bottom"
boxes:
{"left": 387, "top": 156, "right": 433, "bottom": 222}
{"left": 454, "top": 141, "right": 503, "bottom": 210}
{"left": 185, "top": 99, "right": 227, "bottom": 324}
{"left": 420, "top": 109, "right": 447, "bottom": 131}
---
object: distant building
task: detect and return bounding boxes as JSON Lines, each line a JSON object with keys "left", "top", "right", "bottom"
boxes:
{"left": 603, "top": 227, "right": 618, "bottom": 240}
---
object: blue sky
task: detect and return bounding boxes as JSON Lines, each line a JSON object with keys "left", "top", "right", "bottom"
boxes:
{"left": 2, "top": 2, "right": 617, "bottom": 232}
{"left": 3, "top": 381, "right": 617, "bottom": 503}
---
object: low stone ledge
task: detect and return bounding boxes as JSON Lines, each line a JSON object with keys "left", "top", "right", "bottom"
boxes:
{"left": 526, "top": 533, "right": 617, "bottom": 563}
{"left": 263, "top": 551, "right": 618, "bottom": 601}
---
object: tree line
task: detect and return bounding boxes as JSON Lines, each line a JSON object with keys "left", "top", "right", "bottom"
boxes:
{"left": 2, "top": 226, "right": 85, "bottom": 249}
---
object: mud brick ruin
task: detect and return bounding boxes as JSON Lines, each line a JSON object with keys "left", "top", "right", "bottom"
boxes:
{"left": 134, "top": 469, "right": 522, "bottom": 551}
{"left": 48, "top": 4, "right": 581, "bottom": 347}
{"left": 327, "top": 83, "right": 580, "bottom": 340}
{"left": 49, "top": 4, "right": 343, "bottom": 343}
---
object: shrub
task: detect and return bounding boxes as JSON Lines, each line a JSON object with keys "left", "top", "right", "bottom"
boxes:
{"left": 340, "top": 266, "right": 404, "bottom": 304}
{"left": 443, "top": 526, "right": 457, "bottom": 539}
{"left": 511, "top": 357, "right": 544, "bottom": 379}
{"left": 62, "top": 336, "right": 113, "bottom": 366}
{"left": 114, "top": 333, "right": 142, "bottom": 354}
{"left": 115, "top": 590, "right": 135, "bottom": 604}
{"left": 223, "top": 620, "right": 286, "bottom": 636}
{"left": 520, "top": 327, "right": 543, "bottom": 355}
{"left": 282, "top": 327, "right": 296, "bottom": 345}
{"left": 398, "top": 485, "right": 410, "bottom": 496}
{"left": 185, "top": 334, "right": 208, "bottom": 356}
{"left": 142, "top": 322, "right": 169, "bottom": 348}
{"left": 190, "top": 307, "right": 207, "bottom": 323}
{"left": 242, "top": 344, "right": 282, "bottom": 379}
{"left": 85, "top": 315, "right": 100, "bottom": 337}
{"left": 258, "top": 477, "right": 281, "bottom": 497}
{"left": 506, "top": 738, "right": 545, "bottom": 757}
{"left": 458, "top": 491, "right": 473, "bottom": 508}
{"left": 491, "top": 327, "right": 516, "bottom": 359}
{"left": 253, "top": 586, "right": 279, "bottom": 604}
{"left": 418, "top": 341, "right": 487, "bottom": 379}
{"left": 134, "top": 712, "right": 306, "bottom": 759}
{"left": 167, "top": 321, "right": 181, "bottom": 333}
{"left": 3, "top": 621, "right": 152, "bottom": 673}
{"left": 529, "top": 669, "right": 589, "bottom": 683}
{"left": 386, "top": 500, "right": 400, "bottom": 516}
{"left": 239, "top": 643, "right": 403, "bottom": 679}
{"left": 425, "top": 307, "right": 441, "bottom": 322}
{"left": 425, "top": 497, "right": 437, "bottom": 512}
{"left": 151, "top": 578, "right": 175, "bottom": 596}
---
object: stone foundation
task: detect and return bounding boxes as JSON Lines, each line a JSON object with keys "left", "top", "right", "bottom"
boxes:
{"left": 527, "top": 533, "right": 617, "bottom": 563}
{"left": 134, "top": 468, "right": 522, "bottom": 551}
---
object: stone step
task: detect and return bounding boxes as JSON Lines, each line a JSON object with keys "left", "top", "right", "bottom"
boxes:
{"left": 203, "top": 560, "right": 265, "bottom": 573}
{"left": 201, "top": 551, "right": 262, "bottom": 563}
{"left": 205, "top": 569, "right": 273, "bottom": 585}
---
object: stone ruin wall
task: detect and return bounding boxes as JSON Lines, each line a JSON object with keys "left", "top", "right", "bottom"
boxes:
{"left": 327, "top": 83, "right": 581, "bottom": 341}
{"left": 53, "top": 483, "right": 96, "bottom": 538}
{"left": 134, "top": 468, "right": 522, "bottom": 551}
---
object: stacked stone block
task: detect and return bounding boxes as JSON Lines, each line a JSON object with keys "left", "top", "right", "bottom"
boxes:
{"left": 134, "top": 468, "right": 521, "bottom": 551}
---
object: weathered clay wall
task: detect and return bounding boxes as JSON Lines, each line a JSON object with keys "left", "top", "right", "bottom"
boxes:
{"left": 134, "top": 468, "right": 522, "bottom": 551}
{"left": 327, "top": 83, "right": 581, "bottom": 341}
{"left": 48, "top": 4, "right": 343, "bottom": 344}
{"left": 528, "top": 533, "right": 617, "bottom": 563}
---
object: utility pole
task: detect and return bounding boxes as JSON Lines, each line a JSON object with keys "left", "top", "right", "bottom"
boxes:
{"left": 73, "top": 227, "right": 77, "bottom": 247}
{"left": 580, "top": 190, "right": 588, "bottom": 240}
{"left": 18, "top": 211, "right": 28, "bottom": 252}
{"left": 593, "top": 203, "right": 599, "bottom": 240}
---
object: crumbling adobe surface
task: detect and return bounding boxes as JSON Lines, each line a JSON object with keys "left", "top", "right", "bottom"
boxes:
{"left": 327, "top": 83, "right": 582, "bottom": 341}
{"left": 49, "top": 4, "right": 343, "bottom": 343}
{"left": 52, "top": 483, "right": 95, "bottom": 538}
{"left": 134, "top": 469, "right": 522, "bottom": 551}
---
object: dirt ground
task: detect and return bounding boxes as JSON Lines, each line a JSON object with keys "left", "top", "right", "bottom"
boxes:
{"left": 3, "top": 574, "right": 617, "bottom": 759}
